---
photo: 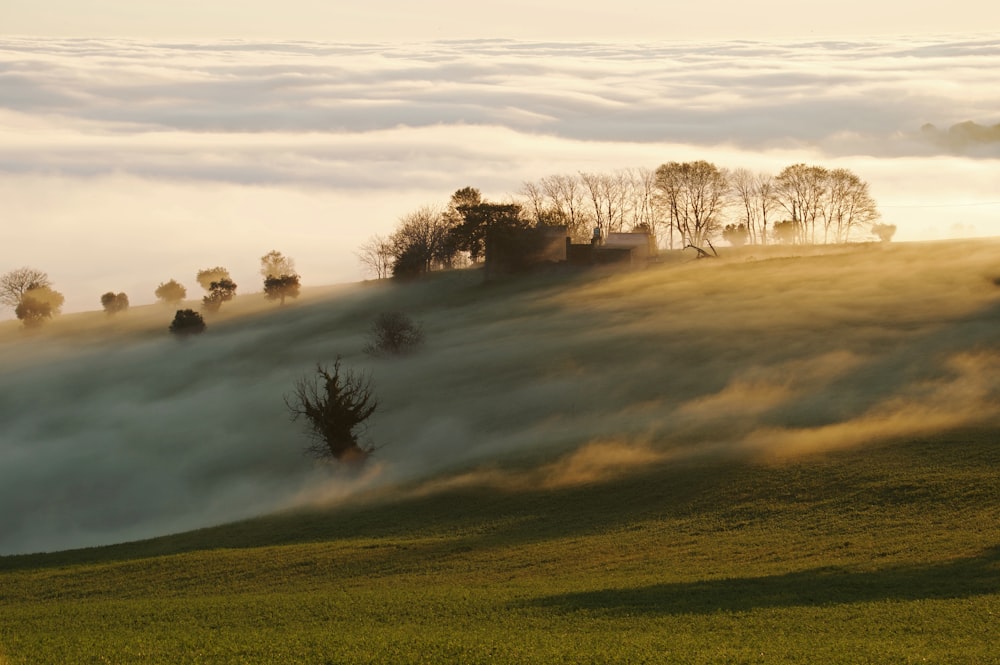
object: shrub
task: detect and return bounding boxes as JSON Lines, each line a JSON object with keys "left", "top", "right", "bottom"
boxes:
{"left": 169, "top": 309, "right": 206, "bottom": 336}
{"left": 364, "top": 312, "right": 424, "bottom": 356}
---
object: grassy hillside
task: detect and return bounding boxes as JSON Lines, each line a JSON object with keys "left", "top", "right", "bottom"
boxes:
{"left": 1, "top": 240, "right": 999, "bottom": 662}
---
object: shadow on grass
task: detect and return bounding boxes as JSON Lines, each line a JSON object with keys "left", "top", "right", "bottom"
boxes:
{"left": 526, "top": 545, "right": 1000, "bottom": 615}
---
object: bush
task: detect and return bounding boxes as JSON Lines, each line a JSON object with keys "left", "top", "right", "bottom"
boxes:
{"left": 364, "top": 312, "right": 424, "bottom": 356}
{"left": 169, "top": 309, "right": 206, "bottom": 336}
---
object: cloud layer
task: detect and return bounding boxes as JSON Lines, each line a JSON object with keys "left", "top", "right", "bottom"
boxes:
{"left": 1, "top": 36, "right": 999, "bottom": 314}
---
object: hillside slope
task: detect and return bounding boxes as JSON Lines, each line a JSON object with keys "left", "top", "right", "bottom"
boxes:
{"left": 1, "top": 240, "right": 999, "bottom": 662}
{"left": 1, "top": 240, "right": 998, "bottom": 555}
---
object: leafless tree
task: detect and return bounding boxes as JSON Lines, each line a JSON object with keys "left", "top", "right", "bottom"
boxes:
{"left": 654, "top": 161, "right": 729, "bottom": 248}
{"left": 824, "top": 168, "right": 880, "bottom": 243}
{"left": 774, "top": 164, "right": 828, "bottom": 244}
{"left": 539, "top": 174, "right": 593, "bottom": 241}
{"left": 580, "top": 170, "right": 632, "bottom": 239}
{"left": 0, "top": 267, "right": 51, "bottom": 310}
{"left": 730, "top": 168, "right": 778, "bottom": 246}
{"left": 389, "top": 205, "right": 458, "bottom": 278}
{"left": 356, "top": 234, "right": 395, "bottom": 280}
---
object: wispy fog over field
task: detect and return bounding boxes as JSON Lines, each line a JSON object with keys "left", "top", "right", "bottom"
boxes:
{"left": 1, "top": 36, "right": 999, "bottom": 313}
{"left": 1, "top": 240, "right": 998, "bottom": 554}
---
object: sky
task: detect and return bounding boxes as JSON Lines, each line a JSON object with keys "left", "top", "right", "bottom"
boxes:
{"left": 1, "top": 4, "right": 1000, "bottom": 314}
{"left": 4, "top": 0, "right": 1000, "bottom": 42}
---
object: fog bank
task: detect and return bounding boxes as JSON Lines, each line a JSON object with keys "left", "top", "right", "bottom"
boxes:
{"left": 2, "top": 239, "right": 998, "bottom": 554}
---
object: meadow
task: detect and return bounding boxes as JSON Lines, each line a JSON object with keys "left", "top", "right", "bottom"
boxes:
{"left": 1, "top": 239, "right": 998, "bottom": 662}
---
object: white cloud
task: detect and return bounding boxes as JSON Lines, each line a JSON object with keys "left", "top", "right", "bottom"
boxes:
{"left": 2, "top": 36, "right": 1000, "bottom": 315}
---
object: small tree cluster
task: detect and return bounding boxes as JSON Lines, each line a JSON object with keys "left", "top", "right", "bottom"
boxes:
{"left": 285, "top": 358, "right": 377, "bottom": 464}
{"left": 364, "top": 312, "right": 424, "bottom": 356}
{"left": 100, "top": 291, "right": 129, "bottom": 315}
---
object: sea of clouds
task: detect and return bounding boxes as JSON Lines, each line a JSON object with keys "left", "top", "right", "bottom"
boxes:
{"left": 1, "top": 35, "right": 999, "bottom": 314}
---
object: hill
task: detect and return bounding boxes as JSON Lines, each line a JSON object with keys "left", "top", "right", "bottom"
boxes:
{"left": 1, "top": 239, "right": 999, "bottom": 662}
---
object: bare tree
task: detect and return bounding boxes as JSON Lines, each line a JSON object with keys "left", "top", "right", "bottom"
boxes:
{"left": 0, "top": 267, "right": 51, "bottom": 310}
{"left": 519, "top": 181, "right": 548, "bottom": 225}
{"left": 774, "top": 164, "right": 828, "bottom": 244}
{"left": 654, "top": 161, "right": 729, "bottom": 248}
{"left": 580, "top": 170, "right": 631, "bottom": 239}
{"left": 356, "top": 234, "right": 395, "bottom": 280}
{"left": 730, "top": 168, "right": 778, "bottom": 246}
{"left": 389, "top": 205, "right": 457, "bottom": 278}
{"left": 825, "top": 168, "right": 880, "bottom": 243}
{"left": 285, "top": 358, "right": 378, "bottom": 465}
{"left": 540, "top": 174, "right": 593, "bottom": 241}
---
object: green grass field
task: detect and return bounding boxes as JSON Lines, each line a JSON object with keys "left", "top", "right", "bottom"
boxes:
{"left": 2, "top": 432, "right": 998, "bottom": 663}
{"left": 2, "top": 241, "right": 999, "bottom": 663}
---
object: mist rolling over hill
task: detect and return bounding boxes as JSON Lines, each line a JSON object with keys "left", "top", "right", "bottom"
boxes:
{"left": 2, "top": 240, "right": 998, "bottom": 555}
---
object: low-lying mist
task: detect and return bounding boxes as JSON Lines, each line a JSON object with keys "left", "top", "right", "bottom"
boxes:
{"left": 2, "top": 240, "right": 999, "bottom": 555}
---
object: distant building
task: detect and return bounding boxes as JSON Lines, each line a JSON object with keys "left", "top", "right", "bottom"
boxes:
{"left": 485, "top": 226, "right": 654, "bottom": 278}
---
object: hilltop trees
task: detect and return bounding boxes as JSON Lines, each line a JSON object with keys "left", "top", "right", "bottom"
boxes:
{"left": 14, "top": 286, "right": 64, "bottom": 327}
{"left": 196, "top": 267, "right": 231, "bottom": 291}
{"left": 1, "top": 268, "right": 64, "bottom": 328}
{"left": 654, "top": 160, "right": 730, "bottom": 248}
{"left": 260, "top": 251, "right": 301, "bottom": 305}
{"left": 1, "top": 267, "right": 51, "bottom": 310}
{"left": 773, "top": 164, "right": 880, "bottom": 244}
{"left": 202, "top": 278, "right": 237, "bottom": 313}
{"left": 388, "top": 205, "right": 459, "bottom": 279}
{"left": 357, "top": 234, "right": 395, "bottom": 280}
{"left": 155, "top": 279, "right": 187, "bottom": 305}
{"left": 100, "top": 292, "right": 129, "bottom": 315}
{"left": 285, "top": 358, "right": 377, "bottom": 465}
{"left": 197, "top": 267, "right": 236, "bottom": 313}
